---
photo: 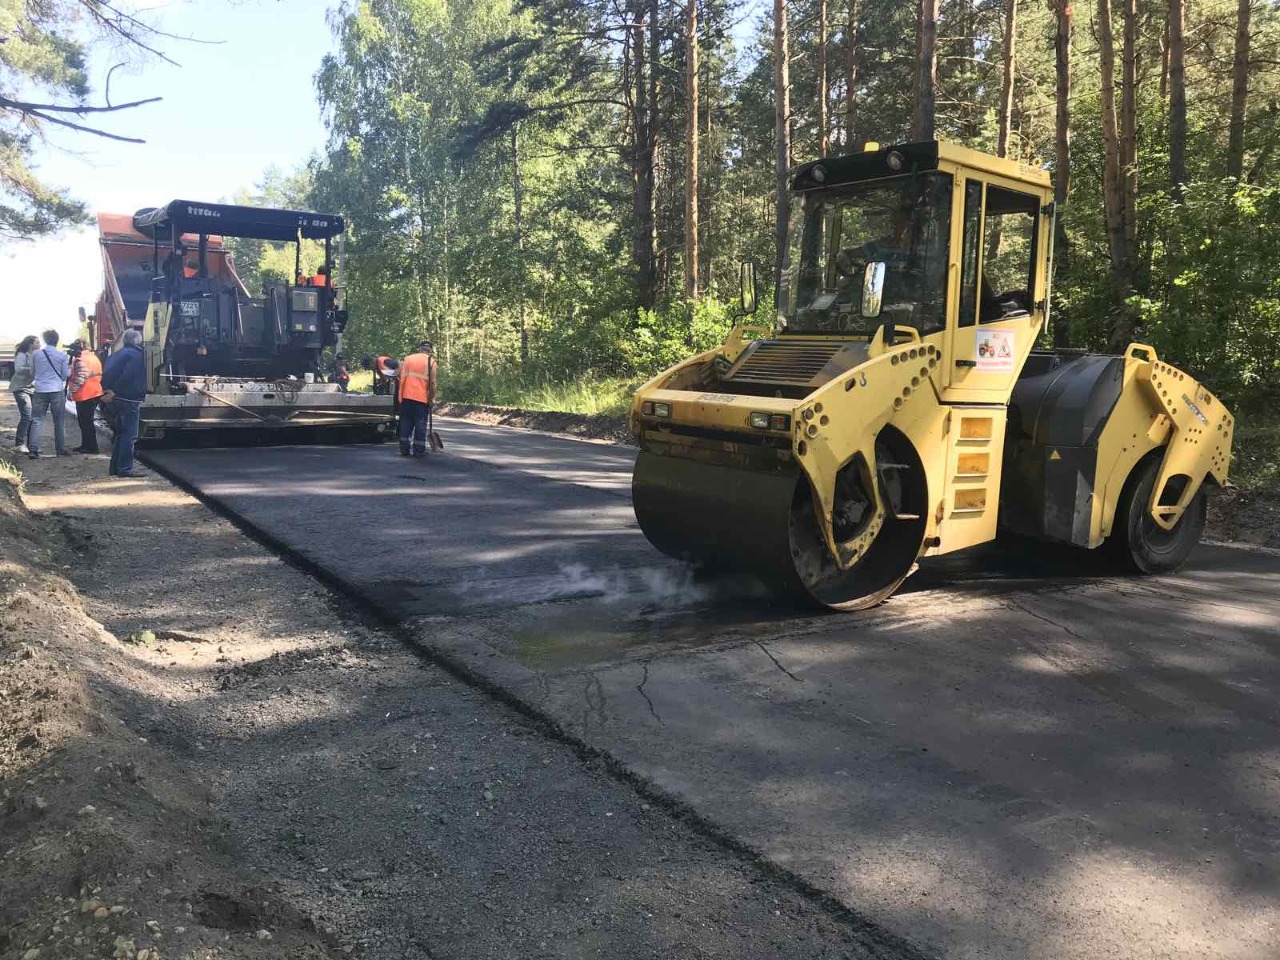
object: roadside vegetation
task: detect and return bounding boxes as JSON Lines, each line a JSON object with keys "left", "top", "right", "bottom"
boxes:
{"left": 442, "top": 373, "right": 635, "bottom": 416}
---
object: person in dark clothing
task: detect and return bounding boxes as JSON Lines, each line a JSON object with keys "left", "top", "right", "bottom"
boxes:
{"left": 100, "top": 329, "right": 148, "bottom": 479}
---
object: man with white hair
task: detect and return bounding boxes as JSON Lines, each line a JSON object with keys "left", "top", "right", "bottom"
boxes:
{"left": 100, "top": 329, "right": 148, "bottom": 479}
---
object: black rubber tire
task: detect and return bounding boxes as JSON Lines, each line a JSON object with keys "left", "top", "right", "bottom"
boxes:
{"left": 1113, "top": 457, "right": 1207, "bottom": 574}
{"left": 787, "top": 430, "right": 928, "bottom": 610}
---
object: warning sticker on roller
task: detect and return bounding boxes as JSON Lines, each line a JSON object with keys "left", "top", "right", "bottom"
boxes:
{"left": 976, "top": 329, "right": 1015, "bottom": 371}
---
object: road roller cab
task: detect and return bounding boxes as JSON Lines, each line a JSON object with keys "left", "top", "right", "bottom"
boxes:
{"left": 631, "top": 140, "right": 1234, "bottom": 609}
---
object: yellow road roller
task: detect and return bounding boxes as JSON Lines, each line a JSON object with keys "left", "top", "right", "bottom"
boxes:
{"left": 631, "top": 141, "right": 1234, "bottom": 609}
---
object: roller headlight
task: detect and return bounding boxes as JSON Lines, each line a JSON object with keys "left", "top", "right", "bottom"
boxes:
{"left": 749, "top": 411, "right": 770, "bottom": 429}
{"left": 653, "top": 402, "right": 671, "bottom": 418}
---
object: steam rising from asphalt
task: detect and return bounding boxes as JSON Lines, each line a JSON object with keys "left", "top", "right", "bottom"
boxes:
{"left": 455, "top": 562, "right": 769, "bottom": 612}
{"left": 552, "top": 563, "right": 712, "bottom": 608}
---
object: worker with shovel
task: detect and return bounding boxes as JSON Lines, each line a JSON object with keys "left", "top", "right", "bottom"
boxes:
{"left": 397, "top": 339, "right": 442, "bottom": 457}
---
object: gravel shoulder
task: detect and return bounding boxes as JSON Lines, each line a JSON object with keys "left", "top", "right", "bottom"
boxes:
{"left": 0, "top": 398, "right": 913, "bottom": 959}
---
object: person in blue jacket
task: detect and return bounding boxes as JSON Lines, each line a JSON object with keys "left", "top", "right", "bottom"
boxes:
{"left": 100, "top": 329, "right": 148, "bottom": 479}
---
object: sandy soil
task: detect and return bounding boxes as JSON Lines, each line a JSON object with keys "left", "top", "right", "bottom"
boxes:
{"left": 0, "top": 401, "right": 904, "bottom": 960}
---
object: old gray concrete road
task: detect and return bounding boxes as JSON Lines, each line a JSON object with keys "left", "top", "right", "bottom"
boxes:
{"left": 147, "top": 417, "right": 1280, "bottom": 960}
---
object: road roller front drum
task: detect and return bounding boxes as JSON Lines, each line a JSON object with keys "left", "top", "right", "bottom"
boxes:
{"left": 633, "top": 430, "right": 928, "bottom": 611}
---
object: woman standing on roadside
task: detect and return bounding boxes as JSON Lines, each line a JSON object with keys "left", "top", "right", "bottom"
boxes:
{"left": 9, "top": 335, "right": 38, "bottom": 453}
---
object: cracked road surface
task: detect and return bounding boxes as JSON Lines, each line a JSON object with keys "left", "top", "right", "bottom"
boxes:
{"left": 147, "top": 417, "right": 1280, "bottom": 960}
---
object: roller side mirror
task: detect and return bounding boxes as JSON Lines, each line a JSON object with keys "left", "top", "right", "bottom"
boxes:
{"left": 737, "top": 261, "right": 758, "bottom": 317}
{"left": 861, "top": 261, "right": 886, "bottom": 319}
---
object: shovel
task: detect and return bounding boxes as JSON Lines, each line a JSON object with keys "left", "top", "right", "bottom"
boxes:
{"left": 428, "top": 400, "right": 444, "bottom": 451}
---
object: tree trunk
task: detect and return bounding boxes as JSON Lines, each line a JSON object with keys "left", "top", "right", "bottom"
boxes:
{"left": 1120, "top": 0, "right": 1138, "bottom": 259}
{"left": 996, "top": 0, "right": 1017, "bottom": 158}
{"left": 1098, "top": 0, "right": 1136, "bottom": 345}
{"left": 684, "top": 0, "right": 700, "bottom": 313}
{"left": 1097, "top": 0, "right": 1127, "bottom": 286}
{"left": 914, "top": 0, "right": 938, "bottom": 140}
{"left": 645, "top": 0, "right": 662, "bottom": 304}
{"left": 1168, "top": 0, "right": 1187, "bottom": 200}
{"left": 703, "top": 93, "right": 715, "bottom": 287}
{"left": 512, "top": 123, "right": 528, "bottom": 368}
{"left": 1054, "top": 0, "right": 1072, "bottom": 206}
{"left": 818, "top": 0, "right": 828, "bottom": 155}
{"left": 442, "top": 194, "right": 453, "bottom": 365}
{"left": 986, "top": 0, "right": 1018, "bottom": 264}
{"left": 1052, "top": 0, "right": 1072, "bottom": 348}
{"left": 1159, "top": 13, "right": 1168, "bottom": 100}
{"left": 630, "top": 1, "right": 658, "bottom": 309}
{"left": 1227, "top": 0, "right": 1252, "bottom": 179}
{"left": 844, "top": 0, "right": 858, "bottom": 152}
{"left": 774, "top": 0, "right": 792, "bottom": 291}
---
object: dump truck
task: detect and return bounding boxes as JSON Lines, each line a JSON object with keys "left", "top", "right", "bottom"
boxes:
{"left": 0, "top": 338, "right": 16, "bottom": 381}
{"left": 89, "top": 201, "right": 395, "bottom": 444}
{"left": 631, "top": 141, "right": 1234, "bottom": 609}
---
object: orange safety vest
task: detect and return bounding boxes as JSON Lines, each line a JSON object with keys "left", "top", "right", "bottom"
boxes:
{"left": 70, "top": 352, "right": 104, "bottom": 402}
{"left": 397, "top": 352, "right": 437, "bottom": 404}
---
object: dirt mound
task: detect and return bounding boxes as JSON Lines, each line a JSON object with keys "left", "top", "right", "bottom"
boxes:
{"left": 1206, "top": 485, "right": 1280, "bottom": 549}
{"left": 0, "top": 462, "right": 332, "bottom": 960}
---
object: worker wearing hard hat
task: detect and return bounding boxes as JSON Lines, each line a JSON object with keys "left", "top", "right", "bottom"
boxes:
{"left": 397, "top": 340, "right": 437, "bottom": 457}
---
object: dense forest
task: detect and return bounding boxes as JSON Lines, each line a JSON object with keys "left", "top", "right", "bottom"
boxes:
{"left": 238, "top": 0, "right": 1280, "bottom": 414}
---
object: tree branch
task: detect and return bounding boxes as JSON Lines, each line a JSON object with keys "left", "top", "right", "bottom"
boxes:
{"left": 0, "top": 95, "right": 161, "bottom": 116}
{"left": 23, "top": 110, "right": 146, "bottom": 143}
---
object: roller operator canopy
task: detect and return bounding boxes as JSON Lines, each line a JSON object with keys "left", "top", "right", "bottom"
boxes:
{"left": 132, "top": 200, "right": 345, "bottom": 243}
{"left": 790, "top": 140, "right": 1052, "bottom": 192}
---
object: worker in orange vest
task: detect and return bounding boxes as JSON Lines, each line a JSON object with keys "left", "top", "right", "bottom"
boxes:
{"left": 366, "top": 355, "right": 399, "bottom": 395}
{"left": 68, "top": 340, "right": 104, "bottom": 454}
{"left": 397, "top": 339, "right": 437, "bottom": 457}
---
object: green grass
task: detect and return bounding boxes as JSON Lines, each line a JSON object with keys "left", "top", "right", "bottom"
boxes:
{"left": 0, "top": 456, "right": 23, "bottom": 493}
{"left": 347, "top": 369, "right": 374, "bottom": 393}
{"left": 441, "top": 373, "right": 636, "bottom": 417}
{"left": 499, "top": 379, "right": 635, "bottom": 416}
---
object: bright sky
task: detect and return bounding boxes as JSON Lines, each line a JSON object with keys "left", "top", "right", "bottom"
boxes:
{"left": 0, "top": 0, "right": 332, "bottom": 343}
